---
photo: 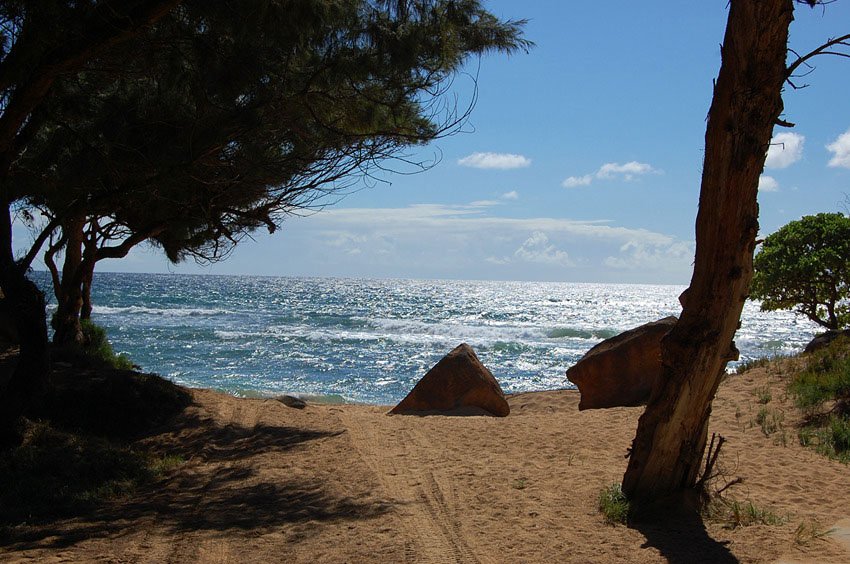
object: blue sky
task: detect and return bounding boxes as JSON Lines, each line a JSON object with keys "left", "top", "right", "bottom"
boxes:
{"left": 17, "top": 1, "right": 850, "bottom": 283}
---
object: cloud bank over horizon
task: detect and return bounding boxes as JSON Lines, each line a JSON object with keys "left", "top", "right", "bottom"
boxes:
{"left": 250, "top": 202, "right": 695, "bottom": 283}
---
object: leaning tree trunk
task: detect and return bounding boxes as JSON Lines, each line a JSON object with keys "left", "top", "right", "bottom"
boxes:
{"left": 79, "top": 224, "right": 99, "bottom": 322}
{"left": 0, "top": 207, "right": 49, "bottom": 447}
{"left": 622, "top": 0, "right": 792, "bottom": 512}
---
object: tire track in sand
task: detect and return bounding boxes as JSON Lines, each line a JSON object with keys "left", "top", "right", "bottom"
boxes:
{"left": 336, "top": 409, "right": 483, "bottom": 564}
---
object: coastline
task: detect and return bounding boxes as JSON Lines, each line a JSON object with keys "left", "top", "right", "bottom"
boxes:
{"left": 3, "top": 359, "right": 849, "bottom": 563}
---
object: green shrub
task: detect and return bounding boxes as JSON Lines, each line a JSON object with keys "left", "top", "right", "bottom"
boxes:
{"left": 598, "top": 483, "right": 629, "bottom": 525}
{"left": 799, "top": 415, "right": 850, "bottom": 463}
{"left": 80, "top": 319, "right": 134, "bottom": 370}
{"left": 790, "top": 338, "right": 850, "bottom": 462}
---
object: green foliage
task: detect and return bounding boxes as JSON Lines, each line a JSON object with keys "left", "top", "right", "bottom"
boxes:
{"left": 751, "top": 213, "right": 850, "bottom": 330}
{"left": 80, "top": 320, "right": 134, "bottom": 370}
{"left": 598, "top": 483, "right": 629, "bottom": 525}
{"left": 19, "top": 0, "right": 531, "bottom": 264}
{"left": 39, "top": 366, "right": 192, "bottom": 440}
{"left": 17, "top": 1, "right": 530, "bottom": 331}
{"left": 790, "top": 337, "right": 850, "bottom": 462}
{"left": 0, "top": 421, "right": 182, "bottom": 525}
{"left": 790, "top": 337, "right": 850, "bottom": 413}
{"left": 799, "top": 415, "right": 850, "bottom": 463}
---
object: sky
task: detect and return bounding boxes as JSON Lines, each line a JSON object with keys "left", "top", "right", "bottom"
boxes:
{"left": 16, "top": 1, "right": 850, "bottom": 283}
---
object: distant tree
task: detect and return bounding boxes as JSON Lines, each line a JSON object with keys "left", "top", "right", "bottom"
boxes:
{"left": 750, "top": 213, "right": 850, "bottom": 331}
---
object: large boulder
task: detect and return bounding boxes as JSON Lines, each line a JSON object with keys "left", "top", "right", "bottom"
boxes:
{"left": 389, "top": 343, "right": 509, "bottom": 417}
{"left": 566, "top": 316, "right": 677, "bottom": 410}
{"left": 804, "top": 329, "right": 850, "bottom": 354}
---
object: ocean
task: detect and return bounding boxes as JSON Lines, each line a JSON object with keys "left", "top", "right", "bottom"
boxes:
{"left": 38, "top": 272, "right": 818, "bottom": 404}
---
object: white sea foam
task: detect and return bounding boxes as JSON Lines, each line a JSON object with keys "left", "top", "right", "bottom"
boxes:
{"left": 93, "top": 305, "right": 229, "bottom": 317}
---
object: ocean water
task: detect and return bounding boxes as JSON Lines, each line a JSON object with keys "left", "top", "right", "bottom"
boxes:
{"left": 39, "top": 272, "right": 819, "bottom": 404}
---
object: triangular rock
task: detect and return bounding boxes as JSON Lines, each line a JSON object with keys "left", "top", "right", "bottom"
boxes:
{"left": 389, "top": 343, "right": 509, "bottom": 417}
{"left": 566, "top": 316, "right": 677, "bottom": 410}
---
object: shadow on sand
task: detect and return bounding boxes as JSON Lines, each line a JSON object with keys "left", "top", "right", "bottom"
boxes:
{"left": 2, "top": 410, "right": 390, "bottom": 551}
{"left": 631, "top": 512, "right": 738, "bottom": 564}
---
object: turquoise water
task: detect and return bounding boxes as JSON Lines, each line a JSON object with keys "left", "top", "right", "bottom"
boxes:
{"left": 37, "top": 272, "right": 819, "bottom": 404}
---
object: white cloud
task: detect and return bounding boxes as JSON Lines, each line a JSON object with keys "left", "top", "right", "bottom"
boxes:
{"left": 765, "top": 132, "right": 804, "bottom": 169}
{"left": 501, "top": 191, "right": 519, "bottom": 200}
{"left": 263, "top": 203, "right": 693, "bottom": 282}
{"left": 562, "top": 161, "right": 658, "bottom": 188}
{"left": 604, "top": 240, "right": 694, "bottom": 271}
{"left": 457, "top": 152, "right": 531, "bottom": 170}
{"left": 314, "top": 204, "right": 675, "bottom": 246}
{"left": 596, "top": 161, "right": 655, "bottom": 179}
{"left": 562, "top": 174, "right": 594, "bottom": 188}
{"left": 758, "top": 175, "right": 779, "bottom": 192}
{"left": 513, "top": 232, "right": 574, "bottom": 267}
{"left": 826, "top": 128, "right": 850, "bottom": 168}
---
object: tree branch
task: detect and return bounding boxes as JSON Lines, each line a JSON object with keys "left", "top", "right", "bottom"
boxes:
{"left": 94, "top": 224, "right": 167, "bottom": 260}
{"left": 18, "top": 213, "right": 62, "bottom": 271}
{"left": 0, "top": 0, "right": 180, "bottom": 173}
{"left": 786, "top": 33, "right": 850, "bottom": 84}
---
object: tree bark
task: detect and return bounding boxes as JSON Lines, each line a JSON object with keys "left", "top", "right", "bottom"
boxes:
{"left": 0, "top": 208, "right": 49, "bottom": 448}
{"left": 622, "top": 0, "right": 793, "bottom": 512}
{"left": 51, "top": 216, "right": 87, "bottom": 347}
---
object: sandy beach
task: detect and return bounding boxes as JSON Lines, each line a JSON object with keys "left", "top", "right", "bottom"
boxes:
{"left": 2, "top": 359, "right": 849, "bottom": 564}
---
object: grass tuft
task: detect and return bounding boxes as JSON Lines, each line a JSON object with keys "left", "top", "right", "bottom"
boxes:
{"left": 756, "top": 406, "right": 784, "bottom": 437}
{"left": 706, "top": 498, "right": 785, "bottom": 529}
{"left": 793, "top": 519, "right": 835, "bottom": 546}
{"left": 598, "top": 483, "right": 629, "bottom": 525}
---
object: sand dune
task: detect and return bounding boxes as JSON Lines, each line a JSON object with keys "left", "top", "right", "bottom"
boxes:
{"left": 2, "top": 360, "right": 849, "bottom": 563}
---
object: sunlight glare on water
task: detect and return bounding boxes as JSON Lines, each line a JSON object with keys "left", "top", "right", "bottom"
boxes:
{"left": 37, "top": 273, "right": 818, "bottom": 404}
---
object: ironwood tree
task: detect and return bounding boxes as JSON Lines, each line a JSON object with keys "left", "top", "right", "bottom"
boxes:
{"left": 0, "top": 0, "right": 529, "bottom": 445}
{"left": 21, "top": 0, "right": 529, "bottom": 347}
{"left": 0, "top": 0, "right": 180, "bottom": 446}
{"left": 622, "top": 0, "right": 849, "bottom": 513}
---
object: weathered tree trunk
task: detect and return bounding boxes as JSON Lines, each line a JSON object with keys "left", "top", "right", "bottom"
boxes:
{"left": 0, "top": 207, "right": 49, "bottom": 447}
{"left": 79, "top": 221, "right": 99, "bottom": 322}
{"left": 622, "top": 0, "right": 792, "bottom": 512}
{"left": 51, "top": 216, "right": 87, "bottom": 347}
{"left": 80, "top": 265, "right": 95, "bottom": 322}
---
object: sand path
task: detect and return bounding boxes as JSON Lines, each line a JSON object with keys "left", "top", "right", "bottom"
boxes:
{"left": 338, "top": 407, "right": 484, "bottom": 564}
